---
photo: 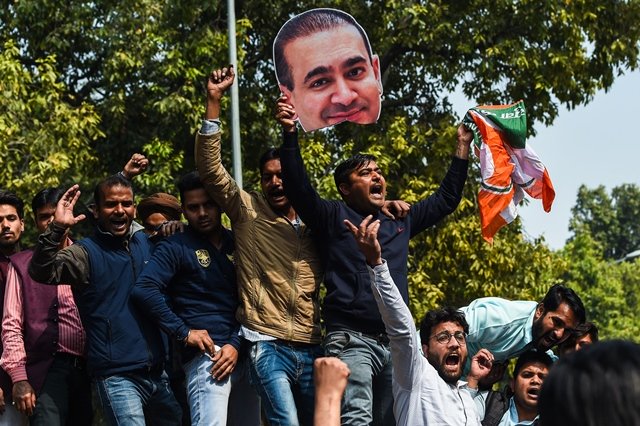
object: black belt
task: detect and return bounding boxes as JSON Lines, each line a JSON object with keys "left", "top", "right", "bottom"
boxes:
{"left": 55, "top": 352, "right": 86, "bottom": 369}
{"left": 274, "top": 339, "right": 319, "bottom": 349}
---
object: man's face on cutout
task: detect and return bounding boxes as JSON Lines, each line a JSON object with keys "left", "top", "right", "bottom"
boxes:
{"left": 279, "top": 24, "right": 382, "bottom": 132}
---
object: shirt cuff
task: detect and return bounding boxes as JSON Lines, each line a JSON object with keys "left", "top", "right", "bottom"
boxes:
{"left": 200, "top": 119, "right": 221, "bottom": 135}
{"left": 8, "top": 366, "right": 28, "bottom": 384}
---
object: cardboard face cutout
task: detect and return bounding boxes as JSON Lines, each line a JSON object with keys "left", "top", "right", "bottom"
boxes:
{"left": 273, "top": 8, "right": 383, "bottom": 132}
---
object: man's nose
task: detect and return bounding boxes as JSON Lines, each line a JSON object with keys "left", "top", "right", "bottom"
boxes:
{"left": 331, "top": 78, "right": 358, "bottom": 106}
{"left": 553, "top": 328, "right": 565, "bottom": 341}
{"left": 114, "top": 204, "right": 125, "bottom": 214}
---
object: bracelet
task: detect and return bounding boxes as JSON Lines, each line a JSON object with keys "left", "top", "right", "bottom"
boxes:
{"left": 183, "top": 330, "right": 191, "bottom": 346}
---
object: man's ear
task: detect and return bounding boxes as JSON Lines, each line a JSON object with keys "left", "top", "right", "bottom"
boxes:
{"left": 422, "top": 343, "right": 429, "bottom": 358}
{"left": 534, "top": 303, "right": 544, "bottom": 321}
{"left": 89, "top": 204, "right": 98, "bottom": 220}
{"left": 338, "top": 182, "right": 351, "bottom": 198}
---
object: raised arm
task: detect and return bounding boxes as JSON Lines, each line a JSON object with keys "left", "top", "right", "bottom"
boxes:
{"left": 195, "top": 65, "right": 252, "bottom": 222}
{"left": 409, "top": 124, "right": 473, "bottom": 236}
{"left": 277, "top": 96, "right": 331, "bottom": 229}
{"left": 28, "top": 185, "right": 90, "bottom": 288}
{"left": 344, "top": 215, "right": 422, "bottom": 390}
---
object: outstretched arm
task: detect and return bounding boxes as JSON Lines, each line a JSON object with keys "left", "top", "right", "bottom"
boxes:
{"left": 409, "top": 124, "right": 474, "bottom": 236}
{"left": 28, "top": 185, "right": 90, "bottom": 287}
{"left": 344, "top": 216, "right": 422, "bottom": 390}
{"left": 277, "top": 96, "right": 332, "bottom": 229}
{"left": 196, "top": 65, "right": 252, "bottom": 222}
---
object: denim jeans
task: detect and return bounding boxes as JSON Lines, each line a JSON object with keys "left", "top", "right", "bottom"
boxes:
{"left": 183, "top": 353, "right": 260, "bottom": 426}
{"left": 248, "top": 340, "right": 322, "bottom": 426}
{"left": 324, "top": 330, "right": 395, "bottom": 426}
{"left": 30, "top": 354, "right": 93, "bottom": 426}
{"left": 94, "top": 369, "right": 182, "bottom": 426}
{"left": 0, "top": 403, "right": 27, "bottom": 426}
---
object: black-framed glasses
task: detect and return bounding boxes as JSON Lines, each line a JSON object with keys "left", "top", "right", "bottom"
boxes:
{"left": 430, "top": 330, "right": 467, "bottom": 345}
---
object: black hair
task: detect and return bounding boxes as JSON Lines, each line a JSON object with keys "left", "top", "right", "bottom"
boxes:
{"left": 513, "top": 350, "right": 553, "bottom": 377}
{"left": 177, "top": 171, "right": 204, "bottom": 204}
{"left": 259, "top": 148, "right": 280, "bottom": 177}
{"left": 273, "top": 8, "right": 374, "bottom": 91}
{"left": 557, "top": 321, "right": 599, "bottom": 354}
{"left": 333, "top": 153, "right": 377, "bottom": 197}
{"left": 540, "top": 284, "right": 586, "bottom": 324}
{"left": 93, "top": 174, "right": 133, "bottom": 207}
{"left": 0, "top": 189, "right": 25, "bottom": 219}
{"left": 31, "top": 187, "right": 65, "bottom": 215}
{"left": 539, "top": 340, "right": 640, "bottom": 426}
{"left": 419, "top": 307, "right": 469, "bottom": 346}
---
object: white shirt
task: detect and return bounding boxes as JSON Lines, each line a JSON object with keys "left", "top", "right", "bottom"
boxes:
{"left": 369, "top": 261, "right": 481, "bottom": 425}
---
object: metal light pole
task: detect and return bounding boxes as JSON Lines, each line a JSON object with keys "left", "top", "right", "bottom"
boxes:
{"left": 227, "top": 0, "right": 242, "bottom": 187}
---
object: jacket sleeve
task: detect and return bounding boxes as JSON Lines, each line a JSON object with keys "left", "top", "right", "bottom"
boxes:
{"left": 409, "top": 156, "right": 468, "bottom": 237}
{"left": 368, "top": 261, "right": 423, "bottom": 390}
{"left": 195, "top": 131, "right": 254, "bottom": 223}
{"left": 280, "top": 129, "right": 333, "bottom": 229}
{"left": 28, "top": 223, "right": 90, "bottom": 288}
{"left": 130, "top": 240, "right": 189, "bottom": 341}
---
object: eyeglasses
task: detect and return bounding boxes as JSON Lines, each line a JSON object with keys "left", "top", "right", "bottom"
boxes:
{"left": 430, "top": 330, "right": 467, "bottom": 345}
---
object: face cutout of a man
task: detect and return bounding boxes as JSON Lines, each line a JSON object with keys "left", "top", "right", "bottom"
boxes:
{"left": 274, "top": 8, "right": 383, "bottom": 132}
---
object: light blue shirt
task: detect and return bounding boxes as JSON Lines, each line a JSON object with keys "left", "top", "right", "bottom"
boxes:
{"left": 498, "top": 398, "right": 538, "bottom": 426}
{"left": 460, "top": 297, "right": 538, "bottom": 363}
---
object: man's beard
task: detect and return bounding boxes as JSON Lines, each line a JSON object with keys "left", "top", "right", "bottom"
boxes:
{"left": 427, "top": 351, "right": 464, "bottom": 384}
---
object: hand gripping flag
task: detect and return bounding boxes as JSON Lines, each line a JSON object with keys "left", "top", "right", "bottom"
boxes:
{"left": 462, "top": 100, "right": 555, "bottom": 243}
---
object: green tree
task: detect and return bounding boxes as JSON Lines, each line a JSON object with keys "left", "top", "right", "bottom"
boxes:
{"left": 0, "top": 40, "right": 102, "bottom": 244}
{"left": 569, "top": 183, "right": 640, "bottom": 259}
{"left": 557, "top": 233, "right": 640, "bottom": 341}
{"left": 2, "top": 0, "right": 639, "bottom": 313}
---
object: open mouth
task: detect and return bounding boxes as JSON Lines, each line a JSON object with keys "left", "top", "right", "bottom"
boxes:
{"left": 110, "top": 219, "right": 128, "bottom": 231}
{"left": 370, "top": 184, "right": 384, "bottom": 199}
{"left": 527, "top": 387, "right": 540, "bottom": 399}
{"left": 445, "top": 353, "right": 460, "bottom": 367}
{"left": 268, "top": 188, "right": 286, "bottom": 201}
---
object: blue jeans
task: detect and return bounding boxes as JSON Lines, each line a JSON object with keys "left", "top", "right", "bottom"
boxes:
{"left": 183, "top": 353, "right": 260, "bottom": 426}
{"left": 324, "top": 330, "right": 395, "bottom": 426}
{"left": 248, "top": 340, "right": 322, "bottom": 426}
{"left": 94, "top": 369, "right": 182, "bottom": 426}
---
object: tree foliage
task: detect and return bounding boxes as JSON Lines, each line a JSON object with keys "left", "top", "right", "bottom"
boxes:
{"left": 569, "top": 183, "right": 640, "bottom": 259}
{"left": 1, "top": 0, "right": 639, "bottom": 329}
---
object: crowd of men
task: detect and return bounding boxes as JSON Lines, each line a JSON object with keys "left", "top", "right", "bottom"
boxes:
{"left": 1, "top": 9, "right": 640, "bottom": 426}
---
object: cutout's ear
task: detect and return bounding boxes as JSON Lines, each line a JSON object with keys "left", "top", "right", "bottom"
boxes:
{"left": 371, "top": 54, "right": 383, "bottom": 95}
{"left": 279, "top": 84, "right": 294, "bottom": 105}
